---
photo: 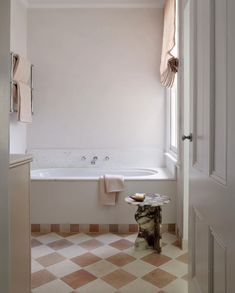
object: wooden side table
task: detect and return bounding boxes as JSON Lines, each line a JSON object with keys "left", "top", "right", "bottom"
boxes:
{"left": 125, "top": 193, "right": 170, "bottom": 253}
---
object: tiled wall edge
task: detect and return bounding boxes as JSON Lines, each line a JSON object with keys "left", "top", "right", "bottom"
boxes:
{"left": 31, "top": 223, "right": 176, "bottom": 234}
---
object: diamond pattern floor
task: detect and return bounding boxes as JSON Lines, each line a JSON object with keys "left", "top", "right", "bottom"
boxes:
{"left": 31, "top": 232, "right": 188, "bottom": 292}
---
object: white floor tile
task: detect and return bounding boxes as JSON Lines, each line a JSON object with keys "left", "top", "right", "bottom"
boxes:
{"left": 85, "top": 260, "right": 117, "bottom": 277}
{"left": 124, "top": 246, "right": 153, "bottom": 259}
{"left": 47, "top": 260, "right": 80, "bottom": 278}
{"left": 124, "top": 233, "right": 137, "bottom": 242}
{"left": 95, "top": 233, "right": 122, "bottom": 244}
{"left": 161, "top": 232, "right": 177, "bottom": 244}
{"left": 161, "top": 244, "right": 185, "bottom": 259}
{"left": 122, "top": 260, "right": 155, "bottom": 277}
{"left": 32, "top": 279, "right": 72, "bottom": 293}
{"left": 35, "top": 233, "right": 62, "bottom": 244}
{"left": 159, "top": 259, "right": 188, "bottom": 278}
{"left": 57, "top": 245, "right": 87, "bottom": 258}
{"left": 78, "top": 279, "right": 116, "bottom": 293}
{"left": 92, "top": 245, "right": 120, "bottom": 258}
{"left": 163, "top": 278, "right": 188, "bottom": 293}
{"left": 32, "top": 245, "right": 55, "bottom": 259}
{"left": 66, "top": 233, "right": 93, "bottom": 244}
{"left": 31, "top": 259, "right": 44, "bottom": 273}
{"left": 120, "top": 278, "right": 160, "bottom": 293}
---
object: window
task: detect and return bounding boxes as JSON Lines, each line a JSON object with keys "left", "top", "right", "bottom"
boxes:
{"left": 170, "top": 76, "right": 178, "bottom": 153}
{"left": 168, "top": 0, "right": 179, "bottom": 155}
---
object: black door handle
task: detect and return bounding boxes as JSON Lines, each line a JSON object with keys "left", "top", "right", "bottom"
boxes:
{"left": 182, "top": 133, "right": 193, "bottom": 142}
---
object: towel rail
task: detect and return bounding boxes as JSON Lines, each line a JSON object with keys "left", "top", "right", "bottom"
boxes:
{"left": 31, "top": 64, "right": 34, "bottom": 115}
{"left": 10, "top": 52, "right": 34, "bottom": 115}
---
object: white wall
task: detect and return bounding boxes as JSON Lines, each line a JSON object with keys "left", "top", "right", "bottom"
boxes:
{"left": 27, "top": 8, "right": 165, "bottom": 165}
{"left": 10, "top": 0, "right": 28, "bottom": 154}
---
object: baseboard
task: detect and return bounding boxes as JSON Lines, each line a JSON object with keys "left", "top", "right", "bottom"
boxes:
{"left": 31, "top": 223, "right": 176, "bottom": 234}
{"left": 176, "top": 226, "right": 188, "bottom": 250}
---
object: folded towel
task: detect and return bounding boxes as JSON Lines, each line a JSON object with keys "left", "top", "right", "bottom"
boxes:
{"left": 100, "top": 176, "right": 117, "bottom": 206}
{"left": 17, "top": 82, "right": 32, "bottom": 123}
{"left": 104, "top": 175, "right": 125, "bottom": 193}
{"left": 13, "top": 55, "right": 31, "bottom": 84}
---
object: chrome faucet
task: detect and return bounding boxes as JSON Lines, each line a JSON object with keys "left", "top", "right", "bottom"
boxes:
{"left": 91, "top": 156, "right": 98, "bottom": 165}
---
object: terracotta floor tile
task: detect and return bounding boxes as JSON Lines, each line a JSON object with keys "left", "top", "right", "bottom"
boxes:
{"left": 48, "top": 239, "right": 73, "bottom": 250}
{"left": 36, "top": 252, "right": 66, "bottom": 267}
{"left": 106, "top": 252, "right": 135, "bottom": 267}
{"left": 176, "top": 253, "right": 188, "bottom": 264}
{"left": 61, "top": 269, "right": 97, "bottom": 289}
{"left": 101, "top": 269, "right": 136, "bottom": 289}
{"left": 31, "top": 238, "right": 43, "bottom": 248}
{"left": 142, "top": 268, "right": 176, "bottom": 288}
{"left": 141, "top": 252, "right": 171, "bottom": 267}
{"left": 79, "top": 239, "right": 104, "bottom": 250}
{"left": 71, "top": 252, "right": 101, "bottom": 267}
{"left": 31, "top": 269, "right": 56, "bottom": 289}
{"left": 109, "top": 239, "right": 133, "bottom": 250}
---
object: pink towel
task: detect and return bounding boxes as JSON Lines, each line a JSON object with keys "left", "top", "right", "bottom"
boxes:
{"left": 104, "top": 175, "right": 124, "bottom": 193}
{"left": 100, "top": 175, "right": 124, "bottom": 206}
{"left": 17, "top": 82, "right": 32, "bottom": 123}
{"left": 13, "top": 55, "right": 31, "bottom": 84}
{"left": 100, "top": 176, "right": 116, "bottom": 206}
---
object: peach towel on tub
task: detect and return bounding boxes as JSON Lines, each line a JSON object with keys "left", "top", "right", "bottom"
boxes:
{"left": 100, "top": 175, "right": 125, "bottom": 205}
{"left": 13, "top": 55, "right": 32, "bottom": 123}
{"left": 13, "top": 55, "right": 31, "bottom": 83}
{"left": 17, "top": 82, "right": 32, "bottom": 123}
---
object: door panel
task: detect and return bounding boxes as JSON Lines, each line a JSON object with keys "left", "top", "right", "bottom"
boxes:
{"left": 188, "top": 0, "right": 235, "bottom": 292}
{"left": 210, "top": 0, "right": 227, "bottom": 184}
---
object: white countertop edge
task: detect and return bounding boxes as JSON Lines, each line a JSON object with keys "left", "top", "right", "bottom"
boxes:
{"left": 10, "top": 154, "right": 33, "bottom": 168}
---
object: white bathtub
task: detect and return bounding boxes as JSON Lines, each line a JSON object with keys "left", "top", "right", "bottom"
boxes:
{"left": 30, "top": 167, "right": 176, "bottom": 225}
{"left": 31, "top": 167, "right": 173, "bottom": 181}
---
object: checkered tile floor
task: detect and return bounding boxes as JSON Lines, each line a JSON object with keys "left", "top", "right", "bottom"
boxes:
{"left": 31, "top": 232, "right": 188, "bottom": 293}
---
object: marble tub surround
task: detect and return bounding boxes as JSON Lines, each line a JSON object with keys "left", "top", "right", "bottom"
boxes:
{"left": 27, "top": 147, "right": 165, "bottom": 170}
{"left": 125, "top": 194, "right": 171, "bottom": 252}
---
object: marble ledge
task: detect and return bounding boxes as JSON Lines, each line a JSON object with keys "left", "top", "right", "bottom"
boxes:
{"left": 10, "top": 154, "right": 33, "bottom": 168}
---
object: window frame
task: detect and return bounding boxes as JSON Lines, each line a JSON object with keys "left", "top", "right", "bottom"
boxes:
{"left": 166, "top": 0, "right": 179, "bottom": 158}
{"left": 166, "top": 85, "right": 179, "bottom": 158}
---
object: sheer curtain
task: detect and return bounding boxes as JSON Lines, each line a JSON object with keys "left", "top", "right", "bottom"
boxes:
{"left": 160, "top": 0, "right": 178, "bottom": 88}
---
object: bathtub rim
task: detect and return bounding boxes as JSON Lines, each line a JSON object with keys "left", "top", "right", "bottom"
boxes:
{"left": 30, "top": 167, "right": 176, "bottom": 181}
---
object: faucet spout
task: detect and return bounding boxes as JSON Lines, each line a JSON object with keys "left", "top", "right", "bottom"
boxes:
{"left": 91, "top": 156, "right": 98, "bottom": 165}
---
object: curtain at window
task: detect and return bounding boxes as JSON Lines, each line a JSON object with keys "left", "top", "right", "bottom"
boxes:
{"left": 160, "top": 0, "right": 178, "bottom": 88}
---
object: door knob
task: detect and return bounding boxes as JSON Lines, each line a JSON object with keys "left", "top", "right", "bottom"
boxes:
{"left": 182, "top": 133, "right": 193, "bottom": 142}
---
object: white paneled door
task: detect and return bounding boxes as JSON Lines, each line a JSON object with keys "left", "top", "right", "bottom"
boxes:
{"left": 0, "top": 0, "right": 10, "bottom": 292}
{"left": 187, "top": 0, "right": 235, "bottom": 292}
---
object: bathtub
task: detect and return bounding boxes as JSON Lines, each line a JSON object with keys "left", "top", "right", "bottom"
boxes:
{"left": 31, "top": 167, "right": 173, "bottom": 181}
{"left": 30, "top": 167, "right": 176, "bottom": 227}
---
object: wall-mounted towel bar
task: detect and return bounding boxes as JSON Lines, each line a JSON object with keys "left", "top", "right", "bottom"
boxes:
{"left": 10, "top": 52, "right": 34, "bottom": 115}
